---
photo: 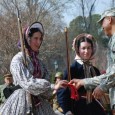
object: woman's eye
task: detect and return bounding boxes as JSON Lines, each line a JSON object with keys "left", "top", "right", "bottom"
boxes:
{"left": 82, "top": 47, "right": 86, "bottom": 50}
{"left": 88, "top": 47, "right": 92, "bottom": 49}
{"left": 34, "top": 37, "right": 42, "bottom": 41}
{"left": 34, "top": 37, "right": 38, "bottom": 40}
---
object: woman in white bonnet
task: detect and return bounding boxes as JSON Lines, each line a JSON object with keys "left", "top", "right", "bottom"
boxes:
{"left": 57, "top": 33, "right": 106, "bottom": 115}
{"left": 0, "top": 22, "right": 68, "bottom": 115}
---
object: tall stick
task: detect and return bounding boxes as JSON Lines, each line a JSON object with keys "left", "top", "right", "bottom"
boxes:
{"left": 64, "top": 28, "right": 76, "bottom": 114}
{"left": 15, "top": 5, "right": 35, "bottom": 115}
{"left": 64, "top": 27, "right": 71, "bottom": 81}
{"left": 17, "top": 9, "right": 26, "bottom": 66}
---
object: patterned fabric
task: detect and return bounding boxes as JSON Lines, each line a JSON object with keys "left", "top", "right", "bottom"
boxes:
{"left": 84, "top": 33, "right": 115, "bottom": 109}
{"left": 29, "top": 50, "right": 41, "bottom": 78}
{"left": 0, "top": 52, "right": 55, "bottom": 115}
{"left": 83, "top": 61, "right": 97, "bottom": 104}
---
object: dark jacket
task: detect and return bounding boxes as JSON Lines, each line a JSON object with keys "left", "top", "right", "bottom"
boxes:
{"left": 57, "top": 61, "right": 105, "bottom": 115}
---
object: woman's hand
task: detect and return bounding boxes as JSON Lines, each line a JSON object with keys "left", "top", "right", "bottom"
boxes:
{"left": 69, "top": 79, "right": 85, "bottom": 89}
{"left": 54, "top": 80, "right": 68, "bottom": 90}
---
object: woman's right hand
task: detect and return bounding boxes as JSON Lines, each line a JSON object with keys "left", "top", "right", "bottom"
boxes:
{"left": 54, "top": 80, "right": 68, "bottom": 90}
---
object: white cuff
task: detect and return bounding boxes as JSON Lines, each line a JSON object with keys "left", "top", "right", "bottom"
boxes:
{"left": 65, "top": 111, "right": 72, "bottom": 115}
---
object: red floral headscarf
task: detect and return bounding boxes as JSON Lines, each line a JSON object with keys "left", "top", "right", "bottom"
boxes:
{"left": 25, "top": 22, "right": 44, "bottom": 79}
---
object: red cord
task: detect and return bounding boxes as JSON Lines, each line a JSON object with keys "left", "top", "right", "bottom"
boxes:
{"left": 67, "top": 84, "right": 79, "bottom": 100}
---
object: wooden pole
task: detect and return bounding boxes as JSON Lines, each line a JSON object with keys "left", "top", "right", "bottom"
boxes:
{"left": 64, "top": 27, "right": 71, "bottom": 81}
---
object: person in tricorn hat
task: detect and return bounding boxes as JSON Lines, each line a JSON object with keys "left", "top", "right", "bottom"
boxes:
{"left": 69, "top": 7, "right": 115, "bottom": 115}
{"left": 54, "top": 72, "right": 63, "bottom": 86}
{"left": 53, "top": 72, "right": 64, "bottom": 115}
{"left": 0, "top": 73, "right": 15, "bottom": 104}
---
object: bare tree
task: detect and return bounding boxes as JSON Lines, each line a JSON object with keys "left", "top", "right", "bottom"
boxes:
{"left": 111, "top": 0, "right": 115, "bottom": 7}
{"left": 0, "top": 0, "right": 73, "bottom": 78}
{"left": 73, "top": 0, "right": 97, "bottom": 33}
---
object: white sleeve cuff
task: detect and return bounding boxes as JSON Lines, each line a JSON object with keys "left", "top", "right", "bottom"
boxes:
{"left": 65, "top": 111, "right": 72, "bottom": 115}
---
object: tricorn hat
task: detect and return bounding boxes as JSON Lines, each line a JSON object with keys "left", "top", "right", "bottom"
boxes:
{"left": 3, "top": 74, "right": 12, "bottom": 78}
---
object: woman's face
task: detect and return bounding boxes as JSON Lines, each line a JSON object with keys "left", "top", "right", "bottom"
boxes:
{"left": 30, "top": 31, "right": 42, "bottom": 52}
{"left": 78, "top": 42, "right": 93, "bottom": 60}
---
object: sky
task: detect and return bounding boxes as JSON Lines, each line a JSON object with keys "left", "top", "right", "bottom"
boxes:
{"left": 0, "top": 0, "right": 113, "bottom": 26}
{"left": 63, "top": 0, "right": 112, "bottom": 26}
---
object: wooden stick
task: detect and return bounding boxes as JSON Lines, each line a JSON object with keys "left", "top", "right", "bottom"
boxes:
{"left": 64, "top": 27, "right": 71, "bottom": 81}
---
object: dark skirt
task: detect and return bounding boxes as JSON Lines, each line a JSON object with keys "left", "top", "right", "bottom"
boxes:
{"left": 72, "top": 98, "right": 106, "bottom": 115}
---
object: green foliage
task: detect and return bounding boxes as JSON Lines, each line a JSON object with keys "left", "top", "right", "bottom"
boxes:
{"left": 68, "top": 14, "right": 109, "bottom": 70}
{"left": 0, "top": 76, "right": 4, "bottom": 85}
{"left": 69, "top": 16, "right": 86, "bottom": 40}
{"left": 50, "top": 73, "right": 55, "bottom": 83}
{"left": 68, "top": 14, "right": 108, "bottom": 48}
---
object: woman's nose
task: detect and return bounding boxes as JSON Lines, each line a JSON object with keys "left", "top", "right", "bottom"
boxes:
{"left": 85, "top": 49, "right": 88, "bottom": 53}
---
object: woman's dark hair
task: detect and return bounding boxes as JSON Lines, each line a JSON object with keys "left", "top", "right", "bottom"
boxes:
{"left": 28, "top": 28, "right": 43, "bottom": 37}
{"left": 77, "top": 37, "right": 93, "bottom": 50}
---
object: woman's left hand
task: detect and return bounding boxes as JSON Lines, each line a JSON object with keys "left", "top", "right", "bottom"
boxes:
{"left": 92, "top": 86, "right": 105, "bottom": 99}
{"left": 54, "top": 80, "right": 68, "bottom": 90}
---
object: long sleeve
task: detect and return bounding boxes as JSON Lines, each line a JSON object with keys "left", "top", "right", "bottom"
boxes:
{"left": 57, "top": 69, "right": 71, "bottom": 114}
{"left": 83, "top": 66, "right": 103, "bottom": 90}
{"left": 98, "top": 64, "right": 115, "bottom": 92}
{"left": 10, "top": 53, "right": 51, "bottom": 96}
{"left": 84, "top": 64, "right": 115, "bottom": 92}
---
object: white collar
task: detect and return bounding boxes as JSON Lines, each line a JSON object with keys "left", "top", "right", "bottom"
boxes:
{"left": 74, "top": 55, "right": 92, "bottom": 65}
{"left": 76, "top": 59, "right": 83, "bottom": 65}
{"left": 74, "top": 55, "right": 83, "bottom": 65}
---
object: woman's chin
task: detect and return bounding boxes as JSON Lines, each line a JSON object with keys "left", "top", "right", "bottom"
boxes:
{"left": 82, "top": 58, "right": 90, "bottom": 60}
{"left": 32, "top": 49, "right": 39, "bottom": 52}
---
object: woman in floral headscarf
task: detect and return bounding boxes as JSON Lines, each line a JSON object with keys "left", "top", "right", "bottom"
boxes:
{"left": 57, "top": 33, "right": 106, "bottom": 115}
{"left": 0, "top": 22, "right": 68, "bottom": 115}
